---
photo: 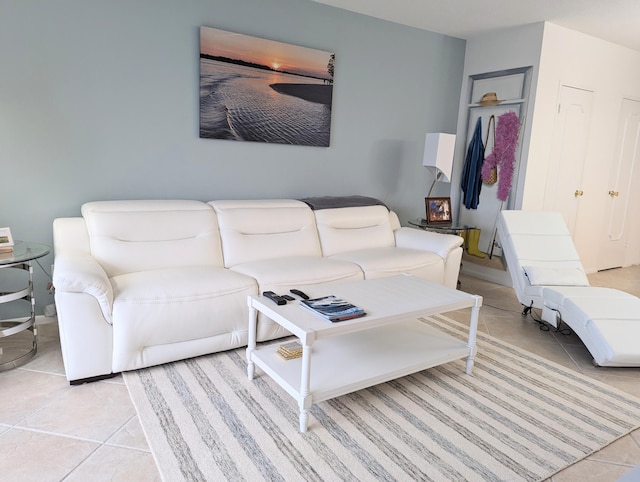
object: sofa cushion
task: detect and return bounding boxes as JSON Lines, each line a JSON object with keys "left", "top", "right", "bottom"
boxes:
{"left": 110, "top": 266, "right": 256, "bottom": 372}
{"left": 82, "top": 200, "right": 223, "bottom": 277}
{"left": 314, "top": 205, "right": 396, "bottom": 257}
{"left": 330, "top": 247, "right": 444, "bottom": 280}
{"left": 231, "top": 256, "right": 363, "bottom": 288}
{"left": 230, "top": 256, "right": 363, "bottom": 341}
{"left": 209, "top": 199, "right": 322, "bottom": 267}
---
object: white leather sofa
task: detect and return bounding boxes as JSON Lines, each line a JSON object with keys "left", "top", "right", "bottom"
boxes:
{"left": 52, "top": 198, "right": 463, "bottom": 383}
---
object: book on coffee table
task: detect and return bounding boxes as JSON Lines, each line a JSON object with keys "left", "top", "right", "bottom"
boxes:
{"left": 300, "top": 295, "right": 366, "bottom": 322}
{"left": 277, "top": 341, "right": 303, "bottom": 360}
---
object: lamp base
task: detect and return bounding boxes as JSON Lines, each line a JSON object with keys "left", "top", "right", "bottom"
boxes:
{"left": 427, "top": 171, "right": 442, "bottom": 197}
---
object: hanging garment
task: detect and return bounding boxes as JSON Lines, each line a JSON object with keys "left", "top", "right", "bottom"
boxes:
{"left": 481, "top": 111, "right": 520, "bottom": 201}
{"left": 461, "top": 117, "right": 485, "bottom": 209}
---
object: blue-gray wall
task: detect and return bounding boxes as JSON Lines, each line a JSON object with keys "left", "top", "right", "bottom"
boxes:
{"left": 0, "top": 0, "right": 465, "bottom": 311}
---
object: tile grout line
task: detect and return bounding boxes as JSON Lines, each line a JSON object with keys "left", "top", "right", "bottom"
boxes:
{"left": 4, "top": 424, "right": 153, "bottom": 452}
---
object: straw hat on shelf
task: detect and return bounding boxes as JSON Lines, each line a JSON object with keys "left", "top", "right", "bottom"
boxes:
{"left": 478, "top": 92, "right": 504, "bottom": 106}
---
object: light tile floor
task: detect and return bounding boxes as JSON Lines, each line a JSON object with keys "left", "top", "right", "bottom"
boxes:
{"left": 0, "top": 267, "right": 639, "bottom": 481}
{"left": 0, "top": 322, "right": 161, "bottom": 482}
{"left": 453, "top": 265, "right": 640, "bottom": 482}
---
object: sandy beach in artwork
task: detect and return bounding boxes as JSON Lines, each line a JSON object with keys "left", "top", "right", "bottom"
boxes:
{"left": 270, "top": 83, "right": 333, "bottom": 106}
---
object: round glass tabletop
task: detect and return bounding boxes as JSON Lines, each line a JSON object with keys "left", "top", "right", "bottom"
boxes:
{"left": 408, "top": 219, "right": 474, "bottom": 231}
{"left": 0, "top": 241, "right": 51, "bottom": 266}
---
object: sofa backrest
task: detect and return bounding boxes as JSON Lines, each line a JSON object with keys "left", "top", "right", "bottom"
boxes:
{"left": 82, "top": 200, "right": 224, "bottom": 277}
{"left": 209, "top": 199, "right": 322, "bottom": 267}
{"left": 314, "top": 205, "right": 396, "bottom": 257}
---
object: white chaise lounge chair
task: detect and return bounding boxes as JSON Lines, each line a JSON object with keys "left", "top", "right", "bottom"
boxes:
{"left": 497, "top": 210, "right": 640, "bottom": 367}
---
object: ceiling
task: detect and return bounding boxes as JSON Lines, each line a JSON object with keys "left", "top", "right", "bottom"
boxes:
{"left": 311, "top": 0, "right": 640, "bottom": 52}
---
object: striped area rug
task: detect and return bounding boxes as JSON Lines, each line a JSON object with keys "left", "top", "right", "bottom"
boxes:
{"left": 124, "top": 315, "right": 640, "bottom": 481}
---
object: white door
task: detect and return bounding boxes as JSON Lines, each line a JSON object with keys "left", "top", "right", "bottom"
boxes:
{"left": 599, "top": 99, "right": 640, "bottom": 269}
{"left": 544, "top": 85, "right": 594, "bottom": 264}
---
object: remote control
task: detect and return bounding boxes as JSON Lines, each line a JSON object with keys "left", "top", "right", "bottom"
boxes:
{"left": 290, "top": 289, "right": 310, "bottom": 300}
{"left": 281, "top": 294, "right": 295, "bottom": 301}
{"left": 262, "top": 291, "right": 287, "bottom": 305}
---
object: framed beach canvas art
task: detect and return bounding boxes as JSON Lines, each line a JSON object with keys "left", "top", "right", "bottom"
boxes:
{"left": 199, "top": 26, "right": 335, "bottom": 146}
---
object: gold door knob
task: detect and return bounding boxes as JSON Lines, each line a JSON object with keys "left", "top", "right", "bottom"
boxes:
{"left": 608, "top": 190, "right": 619, "bottom": 197}
{"left": 574, "top": 190, "right": 584, "bottom": 197}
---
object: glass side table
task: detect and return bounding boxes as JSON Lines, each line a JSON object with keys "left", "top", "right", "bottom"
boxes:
{"left": 408, "top": 219, "right": 475, "bottom": 251}
{"left": 0, "top": 241, "right": 51, "bottom": 371}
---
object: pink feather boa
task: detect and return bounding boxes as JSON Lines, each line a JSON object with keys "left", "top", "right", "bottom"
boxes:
{"left": 481, "top": 111, "right": 520, "bottom": 201}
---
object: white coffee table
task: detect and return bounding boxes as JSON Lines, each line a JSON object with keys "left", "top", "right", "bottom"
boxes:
{"left": 246, "top": 274, "right": 482, "bottom": 432}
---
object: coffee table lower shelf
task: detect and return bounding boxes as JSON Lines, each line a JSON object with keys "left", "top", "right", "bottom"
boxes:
{"left": 249, "top": 319, "right": 472, "bottom": 431}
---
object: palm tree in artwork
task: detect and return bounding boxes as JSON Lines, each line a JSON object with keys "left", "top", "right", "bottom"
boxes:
{"left": 327, "top": 54, "right": 335, "bottom": 84}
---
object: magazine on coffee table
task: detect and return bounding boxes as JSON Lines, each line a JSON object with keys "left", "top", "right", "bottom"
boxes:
{"left": 300, "top": 295, "right": 366, "bottom": 322}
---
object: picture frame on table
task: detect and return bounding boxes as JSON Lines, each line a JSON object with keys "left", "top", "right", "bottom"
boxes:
{"left": 0, "top": 227, "right": 14, "bottom": 253}
{"left": 425, "top": 197, "right": 452, "bottom": 225}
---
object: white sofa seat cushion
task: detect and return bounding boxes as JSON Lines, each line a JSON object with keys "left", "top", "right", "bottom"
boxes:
{"left": 330, "top": 247, "right": 444, "bottom": 281}
{"left": 231, "top": 256, "right": 363, "bottom": 288}
{"left": 231, "top": 256, "right": 363, "bottom": 341}
{"left": 110, "top": 266, "right": 256, "bottom": 372}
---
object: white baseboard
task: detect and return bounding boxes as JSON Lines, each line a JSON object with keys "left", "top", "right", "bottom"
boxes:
{"left": 0, "top": 315, "right": 56, "bottom": 324}
{"left": 461, "top": 261, "right": 512, "bottom": 287}
{"left": 36, "top": 315, "right": 58, "bottom": 325}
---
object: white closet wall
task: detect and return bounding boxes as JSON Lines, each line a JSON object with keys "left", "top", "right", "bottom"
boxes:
{"left": 601, "top": 99, "right": 640, "bottom": 269}
{"left": 529, "top": 23, "right": 640, "bottom": 272}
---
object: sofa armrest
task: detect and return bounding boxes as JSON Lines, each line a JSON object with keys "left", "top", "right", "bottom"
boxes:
{"left": 394, "top": 227, "right": 463, "bottom": 258}
{"left": 53, "top": 255, "right": 114, "bottom": 323}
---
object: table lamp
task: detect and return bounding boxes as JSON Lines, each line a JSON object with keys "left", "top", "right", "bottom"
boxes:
{"left": 423, "top": 133, "right": 455, "bottom": 196}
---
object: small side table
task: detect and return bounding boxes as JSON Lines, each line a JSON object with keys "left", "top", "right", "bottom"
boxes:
{"left": 0, "top": 241, "right": 51, "bottom": 371}
{"left": 408, "top": 219, "right": 475, "bottom": 251}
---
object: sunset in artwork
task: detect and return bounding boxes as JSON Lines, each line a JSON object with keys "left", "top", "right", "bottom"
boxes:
{"left": 200, "top": 26, "right": 332, "bottom": 80}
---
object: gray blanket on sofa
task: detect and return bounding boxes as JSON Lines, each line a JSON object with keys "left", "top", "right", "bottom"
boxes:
{"left": 299, "top": 195, "right": 388, "bottom": 211}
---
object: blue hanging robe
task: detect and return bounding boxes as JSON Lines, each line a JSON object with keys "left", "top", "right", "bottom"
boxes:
{"left": 461, "top": 117, "right": 485, "bottom": 209}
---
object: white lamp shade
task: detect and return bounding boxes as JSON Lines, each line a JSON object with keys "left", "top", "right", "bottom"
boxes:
{"left": 422, "top": 133, "right": 455, "bottom": 182}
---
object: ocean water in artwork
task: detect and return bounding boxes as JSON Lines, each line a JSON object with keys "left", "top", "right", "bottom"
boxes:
{"left": 200, "top": 59, "right": 332, "bottom": 146}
